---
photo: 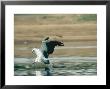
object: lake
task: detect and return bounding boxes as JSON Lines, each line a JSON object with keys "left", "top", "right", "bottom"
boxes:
{"left": 14, "top": 56, "right": 97, "bottom": 76}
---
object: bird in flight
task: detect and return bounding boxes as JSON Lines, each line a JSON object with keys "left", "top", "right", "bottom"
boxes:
{"left": 32, "top": 37, "right": 64, "bottom": 64}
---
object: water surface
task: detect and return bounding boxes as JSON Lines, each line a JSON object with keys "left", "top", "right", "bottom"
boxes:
{"left": 14, "top": 57, "right": 97, "bottom": 76}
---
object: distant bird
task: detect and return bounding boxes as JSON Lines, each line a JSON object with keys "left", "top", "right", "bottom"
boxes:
{"left": 32, "top": 37, "right": 64, "bottom": 64}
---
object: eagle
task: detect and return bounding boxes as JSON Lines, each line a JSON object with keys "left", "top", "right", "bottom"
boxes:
{"left": 32, "top": 37, "right": 64, "bottom": 64}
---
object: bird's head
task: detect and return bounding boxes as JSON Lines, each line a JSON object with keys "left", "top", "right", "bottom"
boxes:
{"left": 51, "top": 40, "right": 64, "bottom": 47}
{"left": 57, "top": 41, "right": 64, "bottom": 46}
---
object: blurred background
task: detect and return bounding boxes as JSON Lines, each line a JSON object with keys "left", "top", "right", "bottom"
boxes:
{"left": 14, "top": 14, "right": 97, "bottom": 58}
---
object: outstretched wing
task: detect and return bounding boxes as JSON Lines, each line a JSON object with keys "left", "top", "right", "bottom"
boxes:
{"left": 32, "top": 48, "right": 43, "bottom": 58}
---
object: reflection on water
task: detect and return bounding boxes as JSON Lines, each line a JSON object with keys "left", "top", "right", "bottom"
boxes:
{"left": 14, "top": 57, "right": 97, "bottom": 76}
